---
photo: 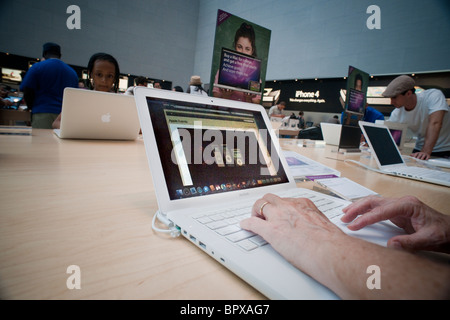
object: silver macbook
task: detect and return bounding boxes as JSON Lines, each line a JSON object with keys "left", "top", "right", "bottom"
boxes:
{"left": 320, "top": 122, "right": 342, "bottom": 145}
{"left": 133, "top": 87, "right": 403, "bottom": 299}
{"left": 359, "top": 121, "right": 450, "bottom": 187}
{"left": 54, "top": 88, "right": 140, "bottom": 140}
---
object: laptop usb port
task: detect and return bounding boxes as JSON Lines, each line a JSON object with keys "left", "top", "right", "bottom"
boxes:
{"left": 189, "top": 235, "right": 196, "bottom": 242}
{"left": 199, "top": 241, "right": 206, "bottom": 250}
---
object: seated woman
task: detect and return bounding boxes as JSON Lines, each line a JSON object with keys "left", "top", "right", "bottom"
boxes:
{"left": 52, "top": 53, "right": 120, "bottom": 129}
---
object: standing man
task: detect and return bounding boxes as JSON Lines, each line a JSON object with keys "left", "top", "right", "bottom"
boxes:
{"left": 20, "top": 42, "right": 78, "bottom": 128}
{"left": 382, "top": 75, "right": 450, "bottom": 160}
{"left": 268, "top": 101, "right": 286, "bottom": 118}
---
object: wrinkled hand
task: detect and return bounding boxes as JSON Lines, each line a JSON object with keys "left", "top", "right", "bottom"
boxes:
{"left": 240, "top": 193, "right": 345, "bottom": 273}
{"left": 341, "top": 195, "right": 450, "bottom": 253}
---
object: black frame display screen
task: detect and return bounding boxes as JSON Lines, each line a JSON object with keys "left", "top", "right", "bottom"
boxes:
{"left": 146, "top": 97, "right": 289, "bottom": 200}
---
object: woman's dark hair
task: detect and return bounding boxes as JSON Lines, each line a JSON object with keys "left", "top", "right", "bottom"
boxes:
{"left": 233, "top": 22, "right": 257, "bottom": 57}
{"left": 354, "top": 74, "right": 363, "bottom": 87}
{"left": 87, "top": 53, "right": 120, "bottom": 92}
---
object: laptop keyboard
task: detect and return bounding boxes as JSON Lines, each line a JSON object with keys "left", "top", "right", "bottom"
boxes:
{"left": 192, "top": 190, "right": 347, "bottom": 251}
{"left": 390, "top": 166, "right": 450, "bottom": 183}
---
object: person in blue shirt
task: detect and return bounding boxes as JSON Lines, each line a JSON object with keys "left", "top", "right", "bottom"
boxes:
{"left": 341, "top": 106, "right": 385, "bottom": 145}
{"left": 20, "top": 42, "right": 78, "bottom": 128}
{"left": 363, "top": 106, "right": 385, "bottom": 123}
{"left": 341, "top": 105, "right": 384, "bottom": 125}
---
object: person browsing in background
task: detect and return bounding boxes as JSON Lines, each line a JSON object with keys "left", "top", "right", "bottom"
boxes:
{"left": 172, "top": 86, "right": 184, "bottom": 92}
{"left": 383, "top": 75, "right": 450, "bottom": 160}
{"left": 341, "top": 105, "right": 385, "bottom": 145}
{"left": 187, "top": 75, "right": 208, "bottom": 96}
{"left": 0, "top": 84, "right": 14, "bottom": 108}
{"left": 78, "top": 78, "right": 89, "bottom": 89}
{"left": 327, "top": 115, "right": 340, "bottom": 124}
{"left": 124, "top": 76, "right": 148, "bottom": 95}
{"left": 240, "top": 194, "right": 450, "bottom": 299}
{"left": 20, "top": 42, "right": 78, "bottom": 129}
{"left": 153, "top": 81, "right": 162, "bottom": 89}
{"left": 268, "top": 101, "right": 286, "bottom": 119}
{"left": 289, "top": 111, "right": 305, "bottom": 129}
{"left": 297, "top": 111, "right": 306, "bottom": 129}
{"left": 212, "top": 22, "right": 261, "bottom": 104}
{"left": 363, "top": 106, "right": 385, "bottom": 123}
{"left": 52, "top": 53, "right": 120, "bottom": 129}
{"left": 341, "top": 105, "right": 384, "bottom": 125}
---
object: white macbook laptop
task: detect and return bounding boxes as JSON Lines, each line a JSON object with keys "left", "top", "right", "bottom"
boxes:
{"left": 133, "top": 87, "right": 403, "bottom": 299}
{"left": 426, "top": 157, "right": 450, "bottom": 169}
{"left": 54, "top": 88, "right": 140, "bottom": 140}
{"left": 359, "top": 121, "right": 450, "bottom": 187}
{"left": 320, "top": 122, "right": 342, "bottom": 146}
{"left": 374, "top": 120, "right": 408, "bottom": 151}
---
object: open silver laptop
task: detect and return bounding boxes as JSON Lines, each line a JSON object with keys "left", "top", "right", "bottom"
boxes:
{"left": 134, "top": 87, "right": 403, "bottom": 299}
{"left": 359, "top": 121, "right": 450, "bottom": 187}
{"left": 320, "top": 122, "right": 342, "bottom": 145}
{"left": 54, "top": 88, "right": 140, "bottom": 140}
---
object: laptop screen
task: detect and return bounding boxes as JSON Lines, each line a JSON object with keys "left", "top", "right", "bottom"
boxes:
{"left": 389, "top": 128, "right": 403, "bottom": 147}
{"left": 218, "top": 48, "right": 261, "bottom": 92}
{"left": 146, "top": 97, "right": 289, "bottom": 200}
{"left": 338, "top": 125, "right": 361, "bottom": 149}
{"left": 362, "top": 124, "right": 403, "bottom": 166}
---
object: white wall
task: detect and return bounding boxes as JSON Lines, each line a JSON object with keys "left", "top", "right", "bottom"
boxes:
{"left": 1, "top": 0, "right": 449, "bottom": 92}
{"left": 194, "top": 0, "right": 450, "bottom": 83}
{"left": 0, "top": 0, "right": 200, "bottom": 89}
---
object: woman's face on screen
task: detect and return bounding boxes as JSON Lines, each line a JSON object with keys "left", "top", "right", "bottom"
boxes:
{"left": 235, "top": 36, "right": 254, "bottom": 56}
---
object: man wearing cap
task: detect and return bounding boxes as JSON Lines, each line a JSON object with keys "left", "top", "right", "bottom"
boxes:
{"left": 383, "top": 75, "right": 450, "bottom": 160}
{"left": 20, "top": 42, "right": 78, "bottom": 128}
